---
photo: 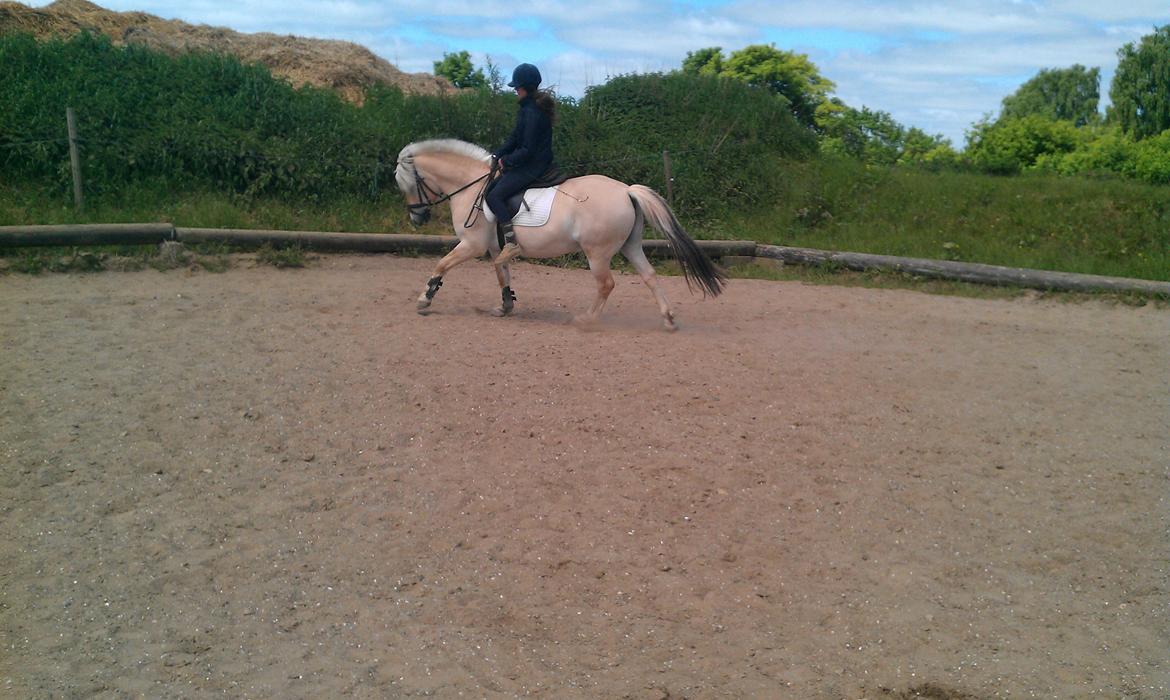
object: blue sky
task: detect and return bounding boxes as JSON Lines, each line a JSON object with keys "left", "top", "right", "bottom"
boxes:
{"left": 28, "top": 1, "right": 1169, "bottom": 146}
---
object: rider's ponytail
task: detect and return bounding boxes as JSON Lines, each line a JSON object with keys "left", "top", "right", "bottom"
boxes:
{"left": 533, "top": 89, "right": 557, "bottom": 123}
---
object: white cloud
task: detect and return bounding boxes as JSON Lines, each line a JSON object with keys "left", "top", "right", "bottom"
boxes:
{"left": 99, "top": 0, "right": 395, "bottom": 34}
{"left": 1038, "top": 1, "right": 1168, "bottom": 23}
{"left": 729, "top": 0, "right": 1064, "bottom": 35}
{"left": 559, "top": 15, "right": 754, "bottom": 57}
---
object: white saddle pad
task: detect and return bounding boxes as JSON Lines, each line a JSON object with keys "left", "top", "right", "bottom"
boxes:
{"left": 484, "top": 186, "right": 558, "bottom": 227}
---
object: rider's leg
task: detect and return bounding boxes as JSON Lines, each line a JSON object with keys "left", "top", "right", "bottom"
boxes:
{"left": 486, "top": 172, "right": 529, "bottom": 265}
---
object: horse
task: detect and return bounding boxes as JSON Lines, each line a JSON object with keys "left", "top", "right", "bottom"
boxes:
{"left": 394, "top": 139, "right": 725, "bottom": 330}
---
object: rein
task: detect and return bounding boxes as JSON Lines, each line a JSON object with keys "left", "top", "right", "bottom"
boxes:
{"left": 406, "top": 163, "right": 496, "bottom": 229}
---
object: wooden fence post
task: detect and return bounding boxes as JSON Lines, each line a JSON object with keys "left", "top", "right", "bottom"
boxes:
{"left": 66, "top": 107, "right": 84, "bottom": 211}
{"left": 662, "top": 149, "right": 673, "bottom": 206}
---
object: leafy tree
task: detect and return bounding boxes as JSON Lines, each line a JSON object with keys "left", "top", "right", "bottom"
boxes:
{"left": 1109, "top": 25, "right": 1170, "bottom": 139}
{"left": 433, "top": 50, "right": 486, "bottom": 90}
{"left": 1001, "top": 64, "right": 1100, "bottom": 127}
{"left": 898, "top": 128, "right": 960, "bottom": 170}
{"left": 899, "top": 128, "right": 952, "bottom": 161}
{"left": 815, "top": 98, "right": 904, "bottom": 164}
{"left": 678, "top": 44, "right": 833, "bottom": 129}
{"left": 722, "top": 44, "right": 834, "bottom": 128}
{"left": 483, "top": 55, "right": 505, "bottom": 93}
{"left": 681, "top": 47, "right": 725, "bottom": 76}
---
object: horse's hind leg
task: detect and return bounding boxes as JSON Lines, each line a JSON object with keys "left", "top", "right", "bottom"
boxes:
{"left": 576, "top": 254, "right": 616, "bottom": 326}
{"left": 416, "top": 240, "right": 482, "bottom": 313}
{"left": 621, "top": 238, "right": 678, "bottom": 331}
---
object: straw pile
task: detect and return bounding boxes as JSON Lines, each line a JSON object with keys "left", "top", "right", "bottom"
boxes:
{"left": 0, "top": 0, "right": 458, "bottom": 102}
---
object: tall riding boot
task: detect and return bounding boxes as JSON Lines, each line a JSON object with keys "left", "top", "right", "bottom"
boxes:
{"left": 494, "top": 222, "right": 523, "bottom": 265}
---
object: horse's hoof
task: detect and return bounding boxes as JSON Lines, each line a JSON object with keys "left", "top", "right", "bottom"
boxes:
{"left": 571, "top": 315, "right": 601, "bottom": 331}
{"left": 490, "top": 305, "right": 513, "bottom": 317}
{"left": 663, "top": 314, "right": 678, "bottom": 331}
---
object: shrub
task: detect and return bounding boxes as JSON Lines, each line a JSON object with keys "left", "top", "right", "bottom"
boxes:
{"left": 1, "top": 34, "right": 817, "bottom": 219}
{"left": 0, "top": 32, "right": 393, "bottom": 199}
{"left": 1132, "top": 131, "right": 1170, "bottom": 184}
{"left": 567, "top": 72, "right": 817, "bottom": 216}
{"left": 966, "top": 115, "right": 1083, "bottom": 174}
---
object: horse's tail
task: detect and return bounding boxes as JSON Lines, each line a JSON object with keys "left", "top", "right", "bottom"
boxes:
{"left": 627, "top": 185, "right": 727, "bottom": 298}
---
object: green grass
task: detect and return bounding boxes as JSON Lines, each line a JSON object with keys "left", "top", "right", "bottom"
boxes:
{"left": 717, "top": 158, "right": 1170, "bottom": 282}
{"left": 255, "top": 243, "right": 309, "bottom": 268}
{"left": 0, "top": 180, "right": 410, "bottom": 233}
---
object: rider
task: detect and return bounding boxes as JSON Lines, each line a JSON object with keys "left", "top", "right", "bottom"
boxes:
{"left": 488, "top": 63, "right": 556, "bottom": 265}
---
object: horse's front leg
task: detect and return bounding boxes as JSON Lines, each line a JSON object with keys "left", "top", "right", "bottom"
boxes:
{"left": 490, "top": 263, "right": 516, "bottom": 316}
{"left": 417, "top": 240, "right": 484, "bottom": 313}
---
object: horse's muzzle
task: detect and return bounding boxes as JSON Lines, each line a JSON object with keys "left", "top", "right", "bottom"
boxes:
{"left": 409, "top": 207, "right": 431, "bottom": 226}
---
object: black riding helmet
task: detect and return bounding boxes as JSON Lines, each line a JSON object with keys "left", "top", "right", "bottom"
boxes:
{"left": 508, "top": 63, "right": 542, "bottom": 91}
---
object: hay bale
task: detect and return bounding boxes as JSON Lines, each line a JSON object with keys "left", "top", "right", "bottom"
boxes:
{"left": 0, "top": 0, "right": 458, "bottom": 102}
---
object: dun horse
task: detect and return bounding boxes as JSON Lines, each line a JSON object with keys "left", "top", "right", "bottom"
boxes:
{"left": 395, "top": 139, "right": 725, "bottom": 330}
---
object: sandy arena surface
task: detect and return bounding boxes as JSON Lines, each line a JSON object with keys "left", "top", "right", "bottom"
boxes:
{"left": 1, "top": 254, "right": 1167, "bottom": 699}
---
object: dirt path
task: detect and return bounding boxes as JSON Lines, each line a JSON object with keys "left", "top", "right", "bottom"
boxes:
{"left": 2, "top": 255, "right": 1167, "bottom": 699}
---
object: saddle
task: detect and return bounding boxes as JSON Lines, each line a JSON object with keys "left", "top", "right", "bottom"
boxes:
{"left": 488, "top": 166, "right": 570, "bottom": 247}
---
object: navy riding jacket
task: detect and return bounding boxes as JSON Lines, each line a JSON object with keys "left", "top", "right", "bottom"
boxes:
{"left": 493, "top": 95, "right": 554, "bottom": 180}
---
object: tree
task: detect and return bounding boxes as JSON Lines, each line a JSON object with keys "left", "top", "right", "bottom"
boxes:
{"left": 898, "top": 128, "right": 959, "bottom": 169}
{"left": 1000, "top": 65, "right": 1100, "bottom": 127}
{"left": 722, "top": 44, "right": 834, "bottom": 129}
{"left": 433, "top": 50, "right": 486, "bottom": 90}
{"left": 483, "top": 55, "right": 505, "bottom": 94}
{"left": 678, "top": 44, "right": 833, "bottom": 129}
{"left": 1109, "top": 25, "right": 1170, "bottom": 139}
{"left": 815, "top": 98, "right": 905, "bottom": 165}
{"left": 681, "top": 47, "right": 724, "bottom": 76}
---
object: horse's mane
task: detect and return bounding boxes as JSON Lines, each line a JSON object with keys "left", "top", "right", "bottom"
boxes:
{"left": 395, "top": 139, "right": 490, "bottom": 191}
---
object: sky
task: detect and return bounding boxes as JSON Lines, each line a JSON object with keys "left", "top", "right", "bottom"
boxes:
{"left": 34, "top": 1, "right": 1169, "bottom": 146}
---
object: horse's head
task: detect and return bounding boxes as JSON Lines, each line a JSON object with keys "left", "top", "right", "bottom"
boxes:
{"left": 394, "top": 152, "right": 433, "bottom": 226}
{"left": 395, "top": 140, "right": 493, "bottom": 227}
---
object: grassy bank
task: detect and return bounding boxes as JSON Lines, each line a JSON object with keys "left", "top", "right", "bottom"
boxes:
{"left": 721, "top": 158, "right": 1170, "bottom": 281}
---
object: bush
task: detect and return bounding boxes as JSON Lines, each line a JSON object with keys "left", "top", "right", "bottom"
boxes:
{"left": 1028, "top": 126, "right": 1170, "bottom": 185}
{"left": 566, "top": 72, "right": 817, "bottom": 217}
{"left": 1034, "top": 127, "right": 1137, "bottom": 177}
{"left": 965, "top": 115, "right": 1083, "bottom": 174}
{"left": 1132, "top": 131, "right": 1170, "bottom": 184}
{"left": 0, "top": 32, "right": 392, "bottom": 199}
{"left": 1, "top": 34, "right": 818, "bottom": 219}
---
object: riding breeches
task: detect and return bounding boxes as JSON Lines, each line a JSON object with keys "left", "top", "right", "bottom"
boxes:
{"left": 485, "top": 172, "right": 534, "bottom": 225}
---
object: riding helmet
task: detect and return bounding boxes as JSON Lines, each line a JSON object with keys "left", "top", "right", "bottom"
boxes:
{"left": 508, "top": 63, "right": 542, "bottom": 90}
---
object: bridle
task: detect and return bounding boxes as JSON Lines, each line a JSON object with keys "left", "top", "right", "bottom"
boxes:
{"left": 403, "top": 160, "right": 495, "bottom": 226}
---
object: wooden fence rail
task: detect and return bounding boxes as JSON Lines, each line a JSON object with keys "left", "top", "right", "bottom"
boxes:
{"left": 1, "top": 224, "right": 1167, "bottom": 297}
